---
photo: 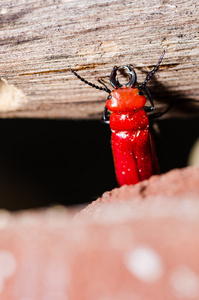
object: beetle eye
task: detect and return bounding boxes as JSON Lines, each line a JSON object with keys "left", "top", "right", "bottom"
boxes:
{"left": 138, "top": 90, "right": 143, "bottom": 95}
{"left": 107, "top": 95, "right": 112, "bottom": 99}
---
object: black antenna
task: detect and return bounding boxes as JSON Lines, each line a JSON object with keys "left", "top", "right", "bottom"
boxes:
{"left": 69, "top": 68, "right": 111, "bottom": 93}
{"left": 139, "top": 50, "right": 165, "bottom": 89}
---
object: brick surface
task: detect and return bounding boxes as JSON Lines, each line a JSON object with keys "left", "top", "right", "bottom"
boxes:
{"left": 0, "top": 167, "right": 199, "bottom": 300}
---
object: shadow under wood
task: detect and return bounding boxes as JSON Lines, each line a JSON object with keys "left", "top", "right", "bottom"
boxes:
{"left": 148, "top": 78, "right": 199, "bottom": 119}
{"left": 0, "top": 117, "right": 198, "bottom": 210}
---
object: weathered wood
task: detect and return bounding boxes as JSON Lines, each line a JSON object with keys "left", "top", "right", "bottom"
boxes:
{"left": 0, "top": 0, "right": 198, "bottom": 119}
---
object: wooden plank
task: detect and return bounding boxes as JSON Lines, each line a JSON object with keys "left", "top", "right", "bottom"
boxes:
{"left": 0, "top": 0, "right": 199, "bottom": 119}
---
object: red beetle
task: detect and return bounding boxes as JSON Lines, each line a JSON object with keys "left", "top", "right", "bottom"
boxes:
{"left": 70, "top": 50, "right": 165, "bottom": 186}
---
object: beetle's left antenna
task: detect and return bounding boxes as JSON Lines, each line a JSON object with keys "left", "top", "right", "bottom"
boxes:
{"left": 69, "top": 68, "right": 111, "bottom": 93}
{"left": 139, "top": 50, "right": 165, "bottom": 89}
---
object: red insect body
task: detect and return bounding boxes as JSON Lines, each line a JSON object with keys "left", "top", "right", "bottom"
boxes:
{"left": 106, "top": 86, "right": 159, "bottom": 186}
{"left": 70, "top": 50, "right": 165, "bottom": 187}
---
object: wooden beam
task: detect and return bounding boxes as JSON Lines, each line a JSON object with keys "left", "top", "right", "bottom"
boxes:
{"left": 0, "top": 0, "right": 199, "bottom": 119}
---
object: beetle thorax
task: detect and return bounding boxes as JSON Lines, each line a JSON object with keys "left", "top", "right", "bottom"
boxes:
{"left": 106, "top": 86, "right": 146, "bottom": 113}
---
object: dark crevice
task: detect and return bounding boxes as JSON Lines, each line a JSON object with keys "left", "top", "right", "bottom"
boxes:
{"left": 0, "top": 118, "right": 197, "bottom": 211}
{"left": 139, "top": 184, "right": 147, "bottom": 198}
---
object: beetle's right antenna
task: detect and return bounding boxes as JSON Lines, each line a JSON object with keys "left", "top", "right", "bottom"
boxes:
{"left": 69, "top": 68, "right": 111, "bottom": 93}
{"left": 139, "top": 50, "right": 165, "bottom": 89}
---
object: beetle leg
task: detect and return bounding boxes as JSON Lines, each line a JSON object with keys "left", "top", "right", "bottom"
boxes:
{"left": 148, "top": 111, "right": 166, "bottom": 119}
{"left": 144, "top": 106, "right": 154, "bottom": 112}
{"left": 98, "top": 78, "right": 110, "bottom": 92}
{"left": 102, "top": 106, "right": 110, "bottom": 124}
{"left": 144, "top": 85, "right": 154, "bottom": 108}
{"left": 140, "top": 85, "right": 154, "bottom": 112}
{"left": 148, "top": 99, "right": 199, "bottom": 120}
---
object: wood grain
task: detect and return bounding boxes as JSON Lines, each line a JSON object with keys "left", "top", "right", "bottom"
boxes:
{"left": 0, "top": 0, "right": 199, "bottom": 119}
